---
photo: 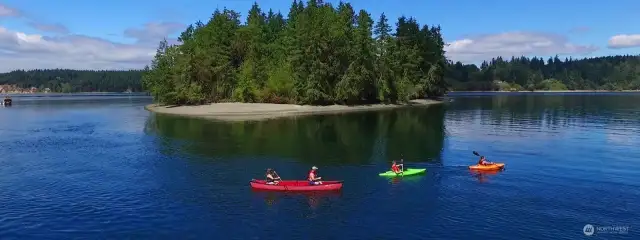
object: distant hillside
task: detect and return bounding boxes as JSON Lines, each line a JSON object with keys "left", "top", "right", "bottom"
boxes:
{"left": 0, "top": 69, "right": 143, "bottom": 93}
{"left": 445, "top": 55, "right": 640, "bottom": 91}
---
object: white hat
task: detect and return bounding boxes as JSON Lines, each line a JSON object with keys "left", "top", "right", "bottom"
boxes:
{"left": 312, "top": 166, "right": 318, "bottom": 170}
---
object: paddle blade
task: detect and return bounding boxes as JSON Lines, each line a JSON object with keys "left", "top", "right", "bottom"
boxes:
{"left": 473, "top": 151, "right": 480, "bottom": 156}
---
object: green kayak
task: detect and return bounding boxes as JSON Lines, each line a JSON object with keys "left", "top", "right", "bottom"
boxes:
{"left": 378, "top": 168, "right": 426, "bottom": 177}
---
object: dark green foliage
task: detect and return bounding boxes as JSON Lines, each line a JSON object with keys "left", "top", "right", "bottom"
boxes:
{"left": 0, "top": 69, "right": 143, "bottom": 92}
{"left": 446, "top": 55, "right": 640, "bottom": 91}
{"left": 146, "top": 105, "right": 446, "bottom": 164}
{"left": 143, "top": 1, "right": 448, "bottom": 105}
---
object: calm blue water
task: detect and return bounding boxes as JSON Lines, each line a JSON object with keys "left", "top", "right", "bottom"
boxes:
{"left": 0, "top": 93, "right": 638, "bottom": 239}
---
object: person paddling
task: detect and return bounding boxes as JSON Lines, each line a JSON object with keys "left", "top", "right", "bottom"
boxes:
{"left": 265, "top": 168, "right": 281, "bottom": 185}
{"left": 308, "top": 166, "right": 323, "bottom": 185}
{"left": 391, "top": 160, "right": 403, "bottom": 174}
{"left": 478, "top": 156, "right": 494, "bottom": 165}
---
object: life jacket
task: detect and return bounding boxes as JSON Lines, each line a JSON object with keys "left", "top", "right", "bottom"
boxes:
{"left": 391, "top": 164, "right": 400, "bottom": 172}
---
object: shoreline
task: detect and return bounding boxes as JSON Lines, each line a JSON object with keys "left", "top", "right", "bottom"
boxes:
{"left": 1, "top": 92, "right": 142, "bottom": 95}
{"left": 449, "top": 90, "right": 640, "bottom": 93}
{"left": 145, "top": 99, "right": 442, "bottom": 122}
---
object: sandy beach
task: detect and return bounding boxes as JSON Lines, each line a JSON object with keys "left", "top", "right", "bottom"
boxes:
{"left": 145, "top": 99, "right": 442, "bottom": 121}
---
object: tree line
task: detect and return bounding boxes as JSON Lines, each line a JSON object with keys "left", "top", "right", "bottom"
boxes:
{"left": 447, "top": 55, "right": 640, "bottom": 91}
{"left": 5, "top": 53, "right": 638, "bottom": 95}
{"left": 4, "top": 2, "right": 640, "bottom": 96}
{"left": 141, "top": 0, "right": 448, "bottom": 105}
{"left": 0, "top": 69, "right": 143, "bottom": 93}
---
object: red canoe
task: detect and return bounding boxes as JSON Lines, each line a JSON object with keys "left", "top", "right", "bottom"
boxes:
{"left": 249, "top": 179, "right": 343, "bottom": 191}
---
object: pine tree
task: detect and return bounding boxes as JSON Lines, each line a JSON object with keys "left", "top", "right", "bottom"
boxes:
{"left": 140, "top": 0, "right": 452, "bottom": 105}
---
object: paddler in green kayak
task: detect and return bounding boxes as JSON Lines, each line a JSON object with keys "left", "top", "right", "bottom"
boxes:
{"left": 391, "top": 160, "right": 403, "bottom": 174}
{"left": 308, "top": 166, "right": 323, "bottom": 185}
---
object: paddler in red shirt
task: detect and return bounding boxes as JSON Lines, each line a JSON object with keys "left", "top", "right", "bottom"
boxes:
{"left": 391, "top": 160, "right": 403, "bottom": 174}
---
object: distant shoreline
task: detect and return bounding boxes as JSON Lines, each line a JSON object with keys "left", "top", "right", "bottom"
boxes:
{"left": 449, "top": 90, "right": 640, "bottom": 93}
{"left": 145, "top": 99, "right": 442, "bottom": 122}
{"left": 2, "top": 92, "right": 147, "bottom": 96}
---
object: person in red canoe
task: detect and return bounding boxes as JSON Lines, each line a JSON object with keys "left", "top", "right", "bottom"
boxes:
{"left": 391, "top": 160, "right": 403, "bottom": 174}
{"left": 478, "top": 156, "right": 494, "bottom": 165}
{"left": 308, "top": 166, "right": 322, "bottom": 185}
{"left": 265, "top": 168, "right": 281, "bottom": 185}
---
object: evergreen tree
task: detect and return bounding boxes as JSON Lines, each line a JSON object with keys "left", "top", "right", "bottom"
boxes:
{"left": 446, "top": 55, "right": 640, "bottom": 91}
{"left": 139, "top": 1, "right": 450, "bottom": 105}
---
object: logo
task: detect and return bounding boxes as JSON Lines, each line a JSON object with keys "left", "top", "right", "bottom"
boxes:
{"left": 583, "top": 224, "right": 595, "bottom": 236}
{"left": 583, "top": 224, "right": 629, "bottom": 236}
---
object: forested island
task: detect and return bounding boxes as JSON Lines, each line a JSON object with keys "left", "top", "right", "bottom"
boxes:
{"left": 142, "top": 0, "right": 448, "bottom": 105}
{"left": 447, "top": 55, "right": 640, "bottom": 91}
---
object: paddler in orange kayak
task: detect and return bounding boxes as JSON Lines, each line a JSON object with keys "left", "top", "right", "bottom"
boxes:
{"left": 478, "top": 156, "right": 494, "bottom": 165}
{"left": 308, "top": 166, "right": 323, "bottom": 185}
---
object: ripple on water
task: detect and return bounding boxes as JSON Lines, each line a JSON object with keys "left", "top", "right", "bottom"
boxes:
{"left": 1, "top": 94, "right": 640, "bottom": 239}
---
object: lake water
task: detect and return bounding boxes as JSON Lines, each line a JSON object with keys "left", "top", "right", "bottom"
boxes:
{"left": 0, "top": 93, "right": 638, "bottom": 239}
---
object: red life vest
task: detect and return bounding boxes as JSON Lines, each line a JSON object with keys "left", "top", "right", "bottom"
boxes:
{"left": 391, "top": 164, "right": 400, "bottom": 172}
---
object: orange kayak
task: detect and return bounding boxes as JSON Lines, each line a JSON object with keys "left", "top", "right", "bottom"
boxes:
{"left": 469, "top": 163, "right": 505, "bottom": 171}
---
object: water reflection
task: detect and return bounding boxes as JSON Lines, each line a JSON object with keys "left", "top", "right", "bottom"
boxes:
{"left": 469, "top": 170, "right": 503, "bottom": 183}
{"left": 388, "top": 175, "right": 423, "bottom": 185}
{"left": 145, "top": 105, "right": 447, "bottom": 165}
{"left": 446, "top": 94, "right": 640, "bottom": 146}
{"left": 448, "top": 94, "right": 640, "bottom": 130}
{"left": 251, "top": 191, "right": 342, "bottom": 213}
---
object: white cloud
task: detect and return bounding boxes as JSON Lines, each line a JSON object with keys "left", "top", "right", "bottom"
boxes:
{"left": 444, "top": 31, "right": 599, "bottom": 63}
{"left": 0, "top": 23, "right": 181, "bottom": 72}
{"left": 0, "top": 4, "right": 21, "bottom": 17}
{"left": 0, "top": 4, "right": 186, "bottom": 72}
{"left": 607, "top": 34, "right": 640, "bottom": 49}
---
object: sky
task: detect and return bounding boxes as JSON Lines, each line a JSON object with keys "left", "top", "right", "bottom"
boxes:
{"left": 0, "top": 0, "right": 639, "bottom": 72}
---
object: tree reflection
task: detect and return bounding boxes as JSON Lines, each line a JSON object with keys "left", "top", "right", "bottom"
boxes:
{"left": 145, "top": 105, "right": 446, "bottom": 165}
{"left": 448, "top": 93, "right": 640, "bottom": 132}
{"left": 469, "top": 169, "right": 503, "bottom": 183}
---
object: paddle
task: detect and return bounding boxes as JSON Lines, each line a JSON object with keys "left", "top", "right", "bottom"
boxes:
{"left": 273, "top": 170, "right": 282, "bottom": 180}
{"left": 400, "top": 155, "right": 404, "bottom": 176}
{"left": 473, "top": 151, "right": 494, "bottom": 165}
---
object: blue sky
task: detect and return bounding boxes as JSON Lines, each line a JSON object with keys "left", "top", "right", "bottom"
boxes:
{"left": 0, "top": 0, "right": 639, "bottom": 72}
